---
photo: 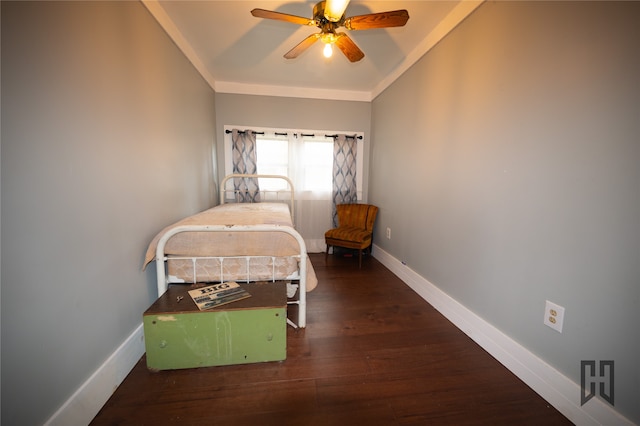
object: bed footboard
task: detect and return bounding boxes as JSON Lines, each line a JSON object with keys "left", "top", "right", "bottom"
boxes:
{"left": 155, "top": 224, "right": 308, "bottom": 328}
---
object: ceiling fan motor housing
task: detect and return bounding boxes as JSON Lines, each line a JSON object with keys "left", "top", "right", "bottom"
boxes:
{"left": 314, "top": 1, "right": 344, "bottom": 32}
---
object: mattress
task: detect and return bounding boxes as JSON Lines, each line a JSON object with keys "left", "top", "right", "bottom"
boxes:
{"left": 165, "top": 256, "right": 302, "bottom": 283}
{"left": 144, "top": 203, "right": 317, "bottom": 291}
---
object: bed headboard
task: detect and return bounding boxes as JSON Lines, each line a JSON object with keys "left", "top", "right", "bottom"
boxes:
{"left": 220, "top": 174, "right": 295, "bottom": 221}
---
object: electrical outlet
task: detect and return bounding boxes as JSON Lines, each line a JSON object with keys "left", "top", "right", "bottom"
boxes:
{"left": 544, "top": 300, "right": 565, "bottom": 333}
{"left": 386, "top": 227, "right": 391, "bottom": 239}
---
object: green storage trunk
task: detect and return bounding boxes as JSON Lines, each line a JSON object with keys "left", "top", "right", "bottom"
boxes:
{"left": 143, "top": 281, "right": 287, "bottom": 370}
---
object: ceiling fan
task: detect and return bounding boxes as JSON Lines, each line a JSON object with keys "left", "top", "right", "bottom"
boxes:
{"left": 251, "top": 0, "right": 409, "bottom": 62}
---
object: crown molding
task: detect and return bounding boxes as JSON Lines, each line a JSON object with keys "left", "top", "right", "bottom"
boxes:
{"left": 141, "top": 0, "right": 217, "bottom": 90}
{"left": 214, "top": 80, "right": 371, "bottom": 102}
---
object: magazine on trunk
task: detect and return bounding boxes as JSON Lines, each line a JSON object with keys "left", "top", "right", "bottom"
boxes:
{"left": 188, "top": 282, "right": 251, "bottom": 310}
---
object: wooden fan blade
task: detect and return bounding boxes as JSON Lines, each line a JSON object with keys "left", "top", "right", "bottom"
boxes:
{"left": 284, "top": 34, "right": 321, "bottom": 59}
{"left": 251, "top": 8, "right": 315, "bottom": 26}
{"left": 335, "top": 33, "right": 364, "bottom": 62}
{"left": 345, "top": 10, "right": 409, "bottom": 30}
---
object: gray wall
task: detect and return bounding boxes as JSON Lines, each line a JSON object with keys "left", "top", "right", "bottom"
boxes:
{"left": 3, "top": 1, "right": 637, "bottom": 424}
{"left": 214, "top": 93, "right": 371, "bottom": 199}
{"left": 1, "top": 2, "right": 217, "bottom": 425}
{"left": 370, "top": 1, "right": 639, "bottom": 422}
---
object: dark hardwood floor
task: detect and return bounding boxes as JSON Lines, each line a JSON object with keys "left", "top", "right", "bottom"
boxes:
{"left": 92, "top": 253, "right": 571, "bottom": 425}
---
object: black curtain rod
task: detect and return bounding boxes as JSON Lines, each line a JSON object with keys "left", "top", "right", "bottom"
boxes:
{"left": 225, "top": 130, "right": 289, "bottom": 136}
{"left": 225, "top": 130, "right": 265, "bottom": 135}
{"left": 325, "top": 134, "right": 363, "bottom": 140}
{"left": 226, "top": 129, "right": 361, "bottom": 139}
{"left": 301, "top": 133, "right": 362, "bottom": 140}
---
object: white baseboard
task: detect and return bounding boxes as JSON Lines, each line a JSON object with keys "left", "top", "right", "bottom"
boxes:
{"left": 44, "top": 324, "right": 145, "bottom": 426}
{"left": 372, "top": 245, "right": 633, "bottom": 426}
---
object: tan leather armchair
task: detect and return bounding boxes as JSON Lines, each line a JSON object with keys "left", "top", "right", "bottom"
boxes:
{"left": 325, "top": 204, "right": 378, "bottom": 268}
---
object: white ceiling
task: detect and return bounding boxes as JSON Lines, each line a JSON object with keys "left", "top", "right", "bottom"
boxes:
{"left": 143, "top": 1, "right": 483, "bottom": 101}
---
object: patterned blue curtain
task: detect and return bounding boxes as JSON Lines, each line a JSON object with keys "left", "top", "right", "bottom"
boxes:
{"left": 231, "top": 129, "right": 260, "bottom": 202}
{"left": 331, "top": 134, "right": 357, "bottom": 226}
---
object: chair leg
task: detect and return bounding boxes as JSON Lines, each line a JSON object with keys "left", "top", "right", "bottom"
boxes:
{"left": 358, "top": 249, "right": 363, "bottom": 268}
{"left": 326, "top": 245, "right": 330, "bottom": 261}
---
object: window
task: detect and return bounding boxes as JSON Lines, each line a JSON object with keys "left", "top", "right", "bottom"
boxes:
{"left": 255, "top": 134, "right": 333, "bottom": 194}
{"left": 255, "top": 137, "right": 289, "bottom": 191}
{"left": 224, "top": 126, "right": 364, "bottom": 199}
{"left": 299, "top": 140, "right": 334, "bottom": 192}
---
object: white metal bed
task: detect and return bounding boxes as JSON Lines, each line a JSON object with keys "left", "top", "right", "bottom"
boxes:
{"left": 145, "top": 174, "right": 314, "bottom": 328}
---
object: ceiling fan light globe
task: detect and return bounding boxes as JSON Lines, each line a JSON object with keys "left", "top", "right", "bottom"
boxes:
{"left": 323, "top": 43, "right": 333, "bottom": 58}
{"left": 324, "top": 0, "right": 349, "bottom": 22}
